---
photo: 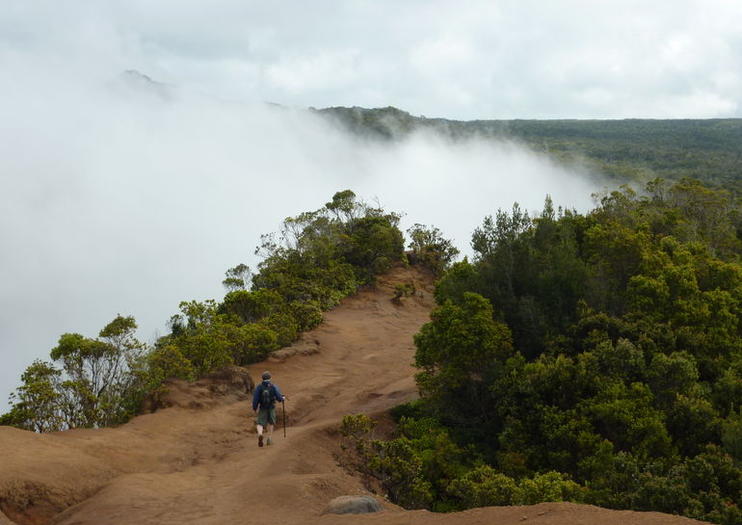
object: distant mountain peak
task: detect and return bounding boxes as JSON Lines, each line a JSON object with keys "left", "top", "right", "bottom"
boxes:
{"left": 114, "top": 69, "right": 173, "bottom": 100}
{"left": 121, "top": 69, "right": 160, "bottom": 84}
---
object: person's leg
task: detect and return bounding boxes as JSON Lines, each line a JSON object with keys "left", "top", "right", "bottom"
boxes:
{"left": 266, "top": 407, "right": 277, "bottom": 445}
{"left": 257, "top": 410, "right": 267, "bottom": 446}
{"left": 266, "top": 424, "right": 274, "bottom": 445}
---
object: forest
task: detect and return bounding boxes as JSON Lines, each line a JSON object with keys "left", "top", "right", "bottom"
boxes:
{"left": 317, "top": 106, "right": 742, "bottom": 192}
{"left": 341, "top": 178, "right": 742, "bottom": 525}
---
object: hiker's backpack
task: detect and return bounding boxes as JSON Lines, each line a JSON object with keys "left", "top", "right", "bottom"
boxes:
{"left": 260, "top": 383, "right": 276, "bottom": 409}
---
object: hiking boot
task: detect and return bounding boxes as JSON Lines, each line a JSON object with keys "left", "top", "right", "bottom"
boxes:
{"left": 266, "top": 437, "right": 273, "bottom": 446}
{"left": 258, "top": 435, "right": 264, "bottom": 447}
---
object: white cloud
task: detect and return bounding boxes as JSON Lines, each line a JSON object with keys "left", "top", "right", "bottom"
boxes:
{"left": 409, "top": 34, "right": 477, "bottom": 74}
{"left": 266, "top": 49, "right": 361, "bottom": 93}
{"left": 5, "top": 0, "right": 742, "bottom": 118}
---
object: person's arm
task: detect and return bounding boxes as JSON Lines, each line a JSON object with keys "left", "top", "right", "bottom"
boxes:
{"left": 252, "top": 385, "right": 261, "bottom": 411}
{"left": 274, "top": 384, "right": 286, "bottom": 401}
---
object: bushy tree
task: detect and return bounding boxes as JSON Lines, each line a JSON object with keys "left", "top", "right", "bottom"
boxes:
{"left": 5, "top": 316, "right": 146, "bottom": 431}
{"left": 415, "top": 292, "right": 513, "bottom": 431}
{"left": 407, "top": 223, "right": 459, "bottom": 275}
{"left": 447, "top": 465, "right": 520, "bottom": 507}
{"left": 6, "top": 360, "right": 65, "bottom": 432}
{"left": 49, "top": 315, "right": 144, "bottom": 427}
{"left": 222, "top": 263, "right": 251, "bottom": 291}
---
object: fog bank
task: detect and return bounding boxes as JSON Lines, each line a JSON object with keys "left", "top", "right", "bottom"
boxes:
{"left": 0, "top": 77, "right": 602, "bottom": 406}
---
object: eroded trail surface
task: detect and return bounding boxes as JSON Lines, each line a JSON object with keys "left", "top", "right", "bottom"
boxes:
{"left": 1, "top": 267, "right": 710, "bottom": 525}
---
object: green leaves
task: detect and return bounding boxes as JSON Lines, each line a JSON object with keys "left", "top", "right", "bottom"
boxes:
{"left": 146, "top": 345, "right": 196, "bottom": 385}
{"left": 721, "top": 408, "right": 742, "bottom": 464}
{"left": 447, "top": 466, "right": 520, "bottom": 507}
{"left": 5, "top": 315, "right": 146, "bottom": 431}
{"left": 219, "top": 289, "right": 285, "bottom": 324}
{"left": 450, "top": 467, "right": 583, "bottom": 509}
{"left": 414, "top": 292, "right": 513, "bottom": 392}
{"left": 325, "top": 189, "right": 358, "bottom": 221}
{"left": 222, "top": 263, "right": 251, "bottom": 292}
{"left": 7, "top": 360, "right": 64, "bottom": 432}
{"left": 99, "top": 315, "right": 138, "bottom": 339}
{"left": 412, "top": 179, "right": 742, "bottom": 523}
{"left": 407, "top": 223, "right": 459, "bottom": 276}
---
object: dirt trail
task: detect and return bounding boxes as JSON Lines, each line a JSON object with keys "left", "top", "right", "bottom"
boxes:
{"left": 0, "top": 266, "right": 710, "bottom": 525}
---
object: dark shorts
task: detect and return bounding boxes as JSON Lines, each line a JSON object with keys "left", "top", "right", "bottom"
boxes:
{"left": 257, "top": 407, "right": 276, "bottom": 426}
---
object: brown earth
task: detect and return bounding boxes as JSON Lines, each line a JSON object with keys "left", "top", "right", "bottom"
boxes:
{"left": 0, "top": 266, "right": 711, "bottom": 525}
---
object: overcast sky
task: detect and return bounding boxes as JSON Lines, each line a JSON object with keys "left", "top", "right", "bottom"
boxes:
{"left": 2, "top": 1, "right": 741, "bottom": 407}
{"left": 3, "top": 0, "right": 742, "bottom": 119}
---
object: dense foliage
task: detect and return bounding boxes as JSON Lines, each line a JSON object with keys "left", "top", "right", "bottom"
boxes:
{"left": 318, "top": 106, "right": 742, "bottom": 192}
{"left": 340, "top": 411, "right": 584, "bottom": 512}
{"left": 356, "top": 179, "right": 742, "bottom": 524}
{"left": 1, "top": 191, "right": 405, "bottom": 431}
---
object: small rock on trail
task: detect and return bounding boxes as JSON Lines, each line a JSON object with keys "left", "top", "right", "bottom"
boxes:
{"left": 324, "top": 495, "right": 382, "bottom": 515}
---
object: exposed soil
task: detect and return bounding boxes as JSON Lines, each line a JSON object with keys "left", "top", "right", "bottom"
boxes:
{"left": 0, "top": 266, "right": 711, "bottom": 525}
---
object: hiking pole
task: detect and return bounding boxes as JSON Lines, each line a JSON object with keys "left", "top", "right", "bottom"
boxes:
{"left": 282, "top": 399, "right": 287, "bottom": 438}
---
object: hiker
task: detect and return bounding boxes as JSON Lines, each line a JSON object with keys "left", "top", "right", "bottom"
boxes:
{"left": 252, "top": 371, "right": 286, "bottom": 447}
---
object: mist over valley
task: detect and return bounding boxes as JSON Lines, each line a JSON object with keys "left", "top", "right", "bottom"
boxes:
{"left": 0, "top": 76, "right": 603, "bottom": 404}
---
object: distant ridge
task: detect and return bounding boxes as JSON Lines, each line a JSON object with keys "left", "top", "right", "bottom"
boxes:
{"left": 113, "top": 69, "right": 174, "bottom": 100}
{"left": 314, "top": 106, "right": 742, "bottom": 189}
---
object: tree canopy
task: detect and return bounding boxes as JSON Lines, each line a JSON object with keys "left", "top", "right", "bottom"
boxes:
{"left": 353, "top": 179, "right": 742, "bottom": 524}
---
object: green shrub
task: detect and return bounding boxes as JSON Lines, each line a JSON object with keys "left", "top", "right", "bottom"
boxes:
{"left": 407, "top": 223, "right": 460, "bottom": 275}
{"left": 146, "top": 344, "right": 196, "bottom": 384}
{"left": 392, "top": 282, "right": 416, "bottom": 303}
{"left": 367, "top": 438, "right": 434, "bottom": 509}
{"left": 258, "top": 312, "right": 299, "bottom": 348}
{"left": 218, "top": 289, "right": 285, "bottom": 323}
{"left": 340, "top": 413, "right": 377, "bottom": 441}
{"left": 289, "top": 301, "right": 323, "bottom": 331}
{"left": 721, "top": 407, "right": 742, "bottom": 464}
{"left": 447, "top": 465, "right": 519, "bottom": 507}
{"left": 518, "top": 471, "right": 584, "bottom": 505}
